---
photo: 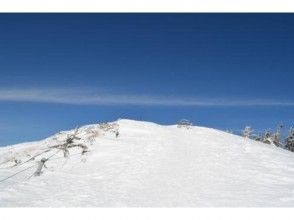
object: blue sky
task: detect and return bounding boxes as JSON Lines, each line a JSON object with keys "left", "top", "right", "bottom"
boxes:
{"left": 0, "top": 13, "right": 293, "bottom": 146}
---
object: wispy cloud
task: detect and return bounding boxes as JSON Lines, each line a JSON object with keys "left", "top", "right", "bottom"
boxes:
{"left": 0, "top": 88, "right": 293, "bottom": 107}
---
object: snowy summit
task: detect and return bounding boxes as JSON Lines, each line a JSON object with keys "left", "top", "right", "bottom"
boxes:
{"left": 0, "top": 119, "right": 294, "bottom": 207}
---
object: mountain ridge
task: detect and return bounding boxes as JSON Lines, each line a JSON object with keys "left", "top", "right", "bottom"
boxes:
{"left": 0, "top": 119, "right": 294, "bottom": 207}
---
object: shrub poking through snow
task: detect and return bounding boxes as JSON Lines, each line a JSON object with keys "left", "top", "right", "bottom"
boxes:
{"left": 99, "top": 122, "right": 119, "bottom": 136}
{"left": 85, "top": 128, "right": 100, "bottom": 145}
{"left": 99, "top": 122, "right": 117, "bottom": 131}
{"left": 177, "top": 119, "right": 193, "bottom": 129}
{"left": 50, "top": 127, "right": 88, "bottom": 158}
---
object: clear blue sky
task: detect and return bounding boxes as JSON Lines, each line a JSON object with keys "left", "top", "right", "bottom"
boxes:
{"left": 0, "top": 13, "right": 293, "bottom": 146}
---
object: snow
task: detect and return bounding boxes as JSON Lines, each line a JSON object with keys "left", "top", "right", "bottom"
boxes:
{"left": 0, "top": 119, "right": 294, "bottom": 207}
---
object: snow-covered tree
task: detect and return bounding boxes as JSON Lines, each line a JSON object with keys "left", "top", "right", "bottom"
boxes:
{"left": 272, "top": 123, "right": 284, "bottom": 147}
{"left": 285, "top": 128, "right": 294, "bottom": 152}
{"left": 252, "top": 129, "right": 273, "bottom": 145}
{"left": 241, "top": 126, "right": 253, "bottom": 138}
{"left": 257, "top": 131, "right": 277, "bottom": 147}
{"left": 254, "top": 124, "right": 284, "bottom": 148}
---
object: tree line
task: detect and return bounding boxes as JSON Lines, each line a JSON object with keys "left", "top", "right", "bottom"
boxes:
{"left": 176, "top": 119, "right": 294, "bottom": 153}
{"left": 241, "top": 124, "right": 294, "bottom": 152}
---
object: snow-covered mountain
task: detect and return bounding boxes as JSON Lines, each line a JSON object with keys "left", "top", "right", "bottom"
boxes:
{"left": 0, "top": 119, "right": 294, "bottom": 207}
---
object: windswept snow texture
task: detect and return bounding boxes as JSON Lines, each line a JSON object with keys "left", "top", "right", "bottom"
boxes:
{"left": 0, "top": 119, "right": 294, "bottom": 207}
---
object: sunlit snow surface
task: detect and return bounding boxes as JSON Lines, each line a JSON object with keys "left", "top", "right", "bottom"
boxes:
{"left": 0, "top": 119, "right": 294, "bottom": 207}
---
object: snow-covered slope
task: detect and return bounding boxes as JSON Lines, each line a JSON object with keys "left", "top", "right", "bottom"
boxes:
{"left": 0, "top": 119, "right": 294, "bottom": 207}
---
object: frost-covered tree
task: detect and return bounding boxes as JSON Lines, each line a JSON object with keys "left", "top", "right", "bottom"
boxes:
{"left": 254, "top": 124, "right": 284, "bottom": 148}
{"left": 285, "top": 128, "right": 294, "bottom": 152}
{"left": 272, "top": 123, "right": 284, "bottom": 147}
{"left": 241, "top": 126, "right": 253, "bottom": 138}
{"left": 253, "top": 129, "right": 273, "bottom": 145}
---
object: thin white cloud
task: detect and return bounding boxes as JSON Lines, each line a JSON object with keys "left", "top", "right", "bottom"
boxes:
{"left": 0, "top": 88, "right": 293, "bottom": 107}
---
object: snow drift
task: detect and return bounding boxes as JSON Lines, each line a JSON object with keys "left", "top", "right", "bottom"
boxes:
{"left": 0, "top": 119, "right": 294, "bottom": 207}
